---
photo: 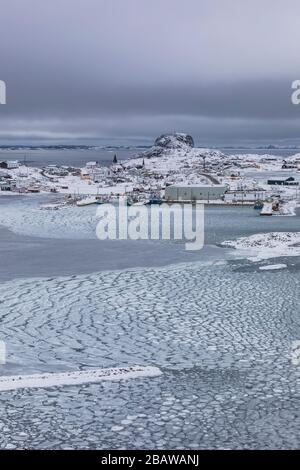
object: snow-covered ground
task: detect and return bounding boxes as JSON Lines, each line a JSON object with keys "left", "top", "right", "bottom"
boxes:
{"left": 222, "top": 232, "right": 300, "bottom": 262}
{"left": 259, "top": 264, "right": 287, "bottom": 271}
{"left": 275, "top": 200, "right": 299, "bottom": 216}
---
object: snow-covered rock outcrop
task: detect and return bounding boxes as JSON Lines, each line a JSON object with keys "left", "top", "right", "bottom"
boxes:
{"left": 222, "top": 232, "right": 300, "bottom": 262}
{"left": 155, "top": 133, "right": 194, "bottom": 149}
{"left": 139, "top": 133, "right": 194, "bottom": 158}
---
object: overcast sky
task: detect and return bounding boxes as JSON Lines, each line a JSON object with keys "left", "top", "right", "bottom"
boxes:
{"left": 1, "top": 0, "right": 300, "bottom": 145}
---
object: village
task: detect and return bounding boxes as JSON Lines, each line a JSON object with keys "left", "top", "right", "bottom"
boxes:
{"left": 0, "top": 133, "right": 299, "bottom": 216}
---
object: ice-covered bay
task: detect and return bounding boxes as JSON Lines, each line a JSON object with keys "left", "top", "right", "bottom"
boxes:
{"left": 0, "top": 261, "right": 299, "bottom": 449}
{"left": 1, "top": 262, "right": 297, "bottom": 371}
{"left": 0, "top": 196, "right": 300, "bottom": 449}
{"left": 0, "top": 197, "right": 98, "bottom": 239}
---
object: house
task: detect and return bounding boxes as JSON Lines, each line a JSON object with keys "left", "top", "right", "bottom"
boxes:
{"left": 0, "top": 178, "right": 16, "bottom": 191}
{"left": 282, "top": 163, "right": 297, "bottom": 169}
{"left": 267, "top": 176, "right": 299, "bottom": 186}
{"left": 6, "top": 160, "right": 19, "bottom": 169}
{"left": 91, "top": 168, "right": 112, "bottom": 182}
{"left": 86, "top": 161, "right": 97, "bottom": 170}
{"left": 0, "top": 180, "right": 11, "bottom": 191}
{"left": 80, "top": 170, "right": 90, "bottom": 180}
{"left": 224, "top": 189, "right": 267, "bottom": 202}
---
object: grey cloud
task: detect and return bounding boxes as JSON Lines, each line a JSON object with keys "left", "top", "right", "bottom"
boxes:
{"left": 0, "top": 0, "right": 300, "bottom": 144}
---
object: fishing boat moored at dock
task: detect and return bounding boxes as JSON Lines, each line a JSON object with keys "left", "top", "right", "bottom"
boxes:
{"left": 254, "top": 200, "right": 264, "bottom": 210}
{"left": 76, "top": 196, "right": 98, "bottom": 207}
{"left": 260, "top": 202, "right": 273, "bottom": 216}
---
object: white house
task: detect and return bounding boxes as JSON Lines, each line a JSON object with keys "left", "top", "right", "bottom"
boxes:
{"left": 224, "top": 189, "right": 267, "bottom": 202}
{"left": 6, "top": 160, "right": 19, "bottom": 169}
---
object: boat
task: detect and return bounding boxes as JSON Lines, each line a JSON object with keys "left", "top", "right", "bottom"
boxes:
{"left": 132, "top": 200, "right": 147, "bottom": 206}
{"left": 118, "top": 197, "right": 132, "bottom": 206}
{"left": 64, "top": 194, "right": 80, "bottom": 205}
{"left": 254, "top": 200, "right": 264, "bottom": 210}
{"left": 95, "top": 198, "right": 110, "bottom": 205}
{"left": 40, "top": 202, "right": 66, "bottom": 210}
{"left": 76, "top": 196, "right": 97, "bottom": 207}
{"left": 260, "top": 202, "right": 273, "bottom": 216}
{"left": 147, "top": 196, "right": 163, "bottom": 205}
{"left": 26, "top": 186, "right": 40, "bottom": 193}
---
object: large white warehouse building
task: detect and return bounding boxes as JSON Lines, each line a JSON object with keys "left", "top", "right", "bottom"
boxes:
{"left": 165, "top": 184, "right": 227, "bottom": 202}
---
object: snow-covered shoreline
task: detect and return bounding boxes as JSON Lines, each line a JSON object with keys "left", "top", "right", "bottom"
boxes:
{"left": 222, "top": 232, "right": 300, "bottom": 262}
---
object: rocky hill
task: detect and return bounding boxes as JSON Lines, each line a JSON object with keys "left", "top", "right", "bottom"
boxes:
{"left": 138, "top": 133, "right": 194, "bottom": 158}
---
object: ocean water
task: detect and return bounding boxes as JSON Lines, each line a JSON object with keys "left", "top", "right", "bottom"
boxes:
{"left": 0, "top": 195, "right": 299, "bottom": 280}
{"left": 0, "top": 148, "right": 137, "bottom": 168}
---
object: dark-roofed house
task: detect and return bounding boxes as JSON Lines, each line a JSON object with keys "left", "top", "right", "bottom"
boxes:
{"left": 267, "top": 176, "right": 299, "bottom": 186}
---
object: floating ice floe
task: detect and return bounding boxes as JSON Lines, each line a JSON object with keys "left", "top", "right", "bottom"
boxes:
{"left": 259, "top": 264, "right": 287, "bottom": 271}
{"left": 0, "top": 366, "right": 162, "bottom": 392}
{"left": 222, "top": 232, "right": 300, "bottom": 262}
